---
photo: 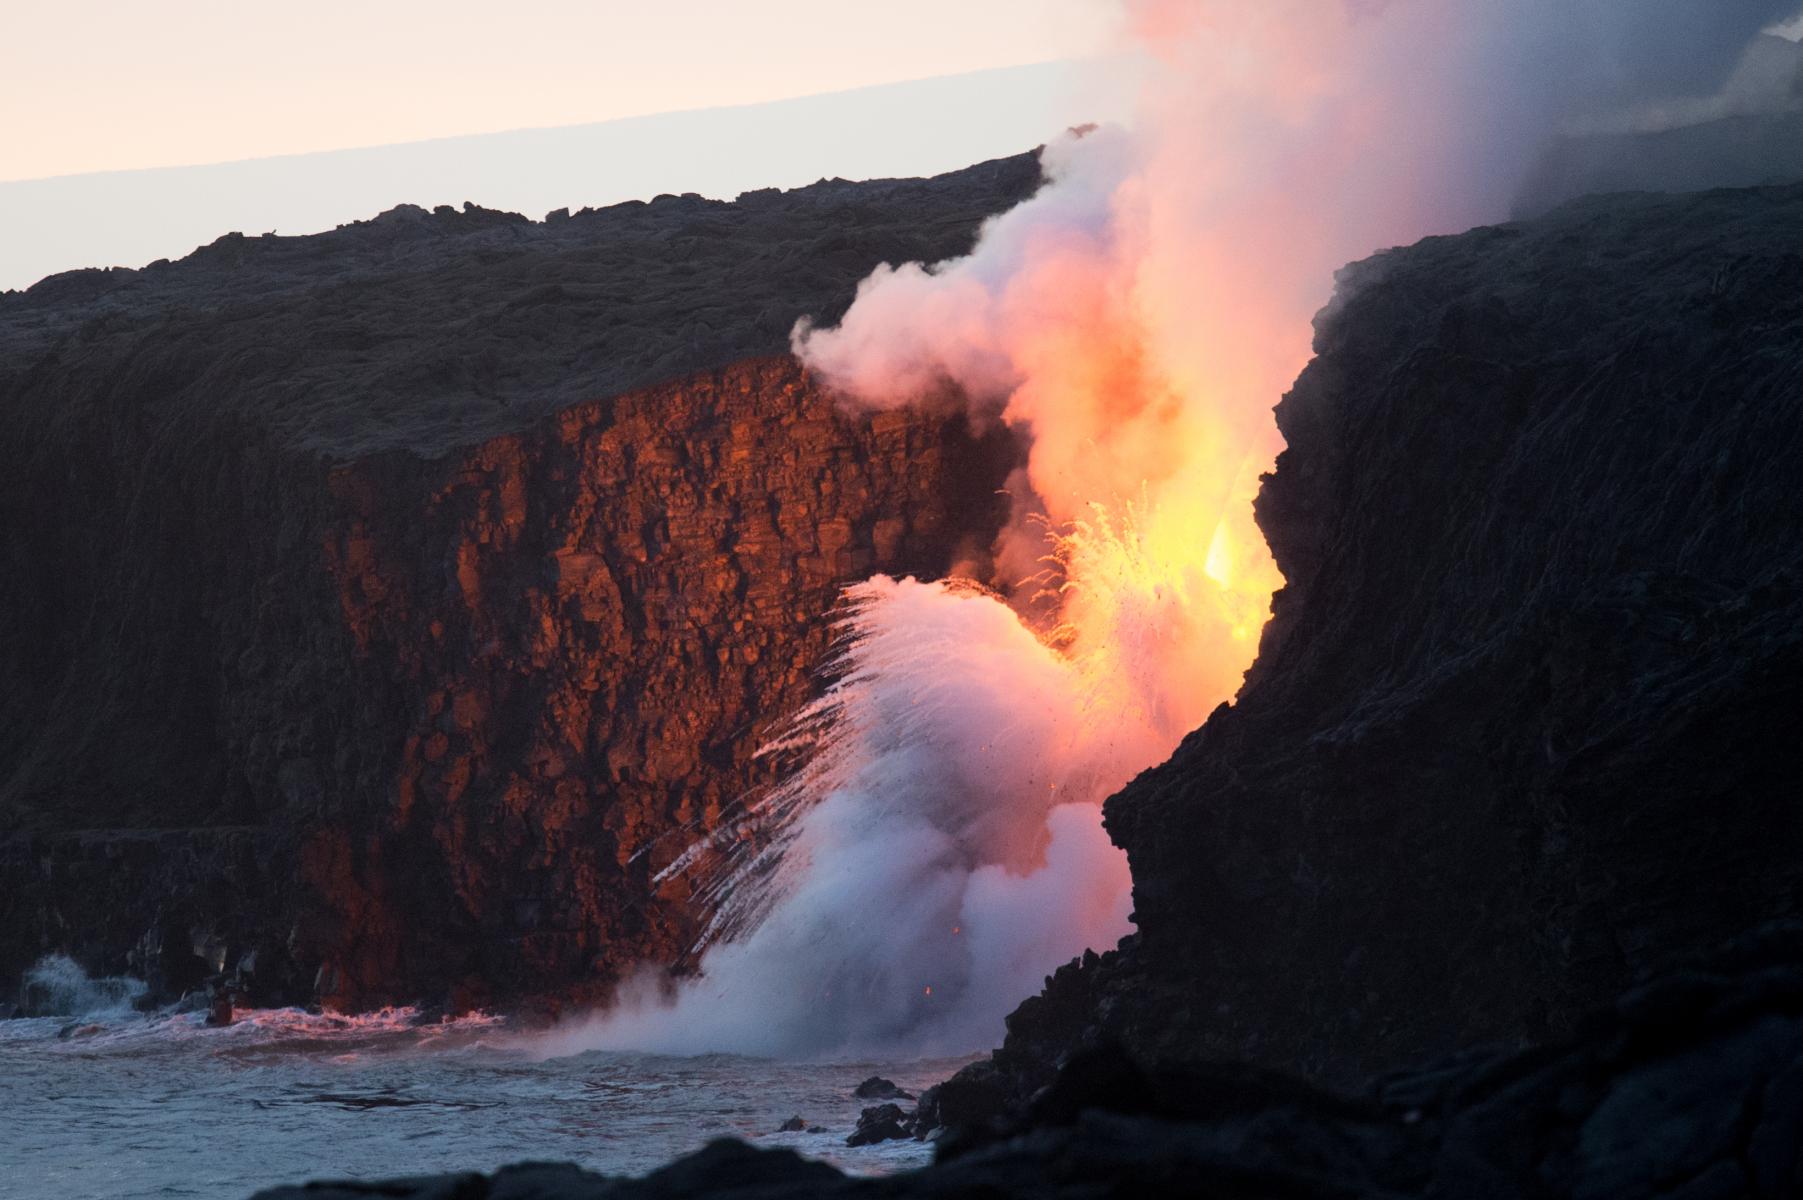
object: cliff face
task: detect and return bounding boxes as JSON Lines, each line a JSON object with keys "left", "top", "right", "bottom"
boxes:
{"left": 1000, "top": 182, "right": 1803, "bottom": 1086}
{"left": 0, "top": 156, "right": 1034, "bottom": 1009}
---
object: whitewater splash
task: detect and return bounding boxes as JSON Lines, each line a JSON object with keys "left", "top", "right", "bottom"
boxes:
{"left": 568, "top": 577, "right": 1138, "bottom": 1057}
{"left": 17, "top": 954, "right": 148, "bottom": 1019}
{"left": 560, "top": 498, "right": 1276, "bottom": 1057}
{"left": 4, "top": 955, "right": 507, "bottom": 1064}
{"left": 559, "top": 0, "right": 1795, "bottom": 1060}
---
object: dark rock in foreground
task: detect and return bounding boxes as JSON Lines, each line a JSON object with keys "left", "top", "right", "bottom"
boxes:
{"left": 249, "top": 926, "right": 1803, "bottom": 1198}
{"left": 845, "top": 1102, "right": 912, "bottom": 1147}
{"left": 1518, "top": 108, "right": 1803, "bottom": 217}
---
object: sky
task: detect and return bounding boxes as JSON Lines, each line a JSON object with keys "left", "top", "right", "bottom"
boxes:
{"left": 1, "top": 0, "right": 1114, "bottom": 181}
{"left": 0, "top": 0, "right": 1128, "bottom": 291}
{"left": 10, "top": 3, "right": 1802, "bottom": 292}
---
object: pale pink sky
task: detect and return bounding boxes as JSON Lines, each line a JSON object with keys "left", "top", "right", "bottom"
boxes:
{"left": 1, "top": 0, "right": 1115, "bottom": 181}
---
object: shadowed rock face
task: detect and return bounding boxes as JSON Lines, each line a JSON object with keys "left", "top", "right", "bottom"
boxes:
{"left": 995, "top": 181, "right": 1803, "bottom": 1089}
{"left": 0, "top": 155, "right": 1037, "bottom": 1009}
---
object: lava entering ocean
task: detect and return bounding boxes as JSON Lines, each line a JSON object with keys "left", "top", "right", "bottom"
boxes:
{"left": 551, "top": 0, "right": 1796, "bottom": 1059}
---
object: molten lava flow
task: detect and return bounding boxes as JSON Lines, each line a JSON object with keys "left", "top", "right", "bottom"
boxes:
{"left": 558, "top": 0, "right": 1793, "bottom": 1060}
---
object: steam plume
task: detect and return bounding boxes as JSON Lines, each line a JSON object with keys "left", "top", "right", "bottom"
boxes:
{"left": 559, "top": 0, "right": 1797, "bottom": 1059}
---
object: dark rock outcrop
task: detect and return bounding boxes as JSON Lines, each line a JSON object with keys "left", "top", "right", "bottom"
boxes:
{"left": 0, "top": 154, "right": 1039, "bottom": 1009}
{"left": 852, "top": 1076, "right": 913, "bottom": 1101}
{"left": 995, "top": 180, "right": 1803, "bottom": 1090}
{"left": 846, "top": 1103, "right": 913, "bottom": 1147}
{"left": 913, "top": 1059, "right": 1009, "bottom": 1139}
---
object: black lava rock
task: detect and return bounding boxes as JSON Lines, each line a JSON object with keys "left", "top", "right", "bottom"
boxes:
{"left": 852, "top": 1075, "right": 914, "bottom": 1100}
{"left": 845, "top": 1103, "right": 912, "bottom": 1147}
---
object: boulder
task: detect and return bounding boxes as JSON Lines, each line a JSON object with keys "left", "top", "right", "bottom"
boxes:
{"left": 852, "top": 1075, "right": 913, "bottom": 1101}
{"left": 845, "top": 1103, "right": 912, "bottom": 1147}
{"left": 913, "top": 1059, "right": 1008, "bottom": 1139}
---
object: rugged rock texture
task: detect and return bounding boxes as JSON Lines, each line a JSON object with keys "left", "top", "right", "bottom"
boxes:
{"left": 0, "top": 154, "right": 1038, "bottom": 1009}
{"left": 995, "top": 181, "right": 1803, "bottom": 1090}
{"left": 249, "top": 924, "right": 1803, "bottom": 1198}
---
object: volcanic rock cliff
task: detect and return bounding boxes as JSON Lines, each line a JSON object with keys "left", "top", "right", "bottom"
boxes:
{"left": 992, "top": 180, "right": 1803, "bottom": 1091}
{"left": 250, "top": 179, "right": 1803, "bottom": 1197}
{"left": 0, "top": 153, "right": 1038, "bottom": 1010}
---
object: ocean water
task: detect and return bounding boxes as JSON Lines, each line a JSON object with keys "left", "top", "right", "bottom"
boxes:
{"left": 1, "top": 1003, "right": 969, "bottom": 1200}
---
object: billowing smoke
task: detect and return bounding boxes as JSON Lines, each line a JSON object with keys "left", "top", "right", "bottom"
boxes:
{"left": 557, "top": 0, "right": 1797, "bottom": 1060}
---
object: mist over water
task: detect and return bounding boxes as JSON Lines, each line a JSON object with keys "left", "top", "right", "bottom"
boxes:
{"left": 564, "top": 0, "right": 1800, "bottom": 1061}
{"left": 0, "top": 959, "right": 947, "bottom": 1200}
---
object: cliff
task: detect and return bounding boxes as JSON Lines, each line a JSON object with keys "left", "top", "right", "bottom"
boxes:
{"left": 248, "top": 171, "right": 1803, "bottom": 1200}
{"left": 994, "top": 180, "right": 1803, "bottom": 1089}
{"left": 0, "top": 154, "right": 1037, "bottom": 1009}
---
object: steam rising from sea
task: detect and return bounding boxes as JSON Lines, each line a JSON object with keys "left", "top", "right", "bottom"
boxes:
{"left": 555, "top": 0, "right": 1800, "bottom": 1059}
